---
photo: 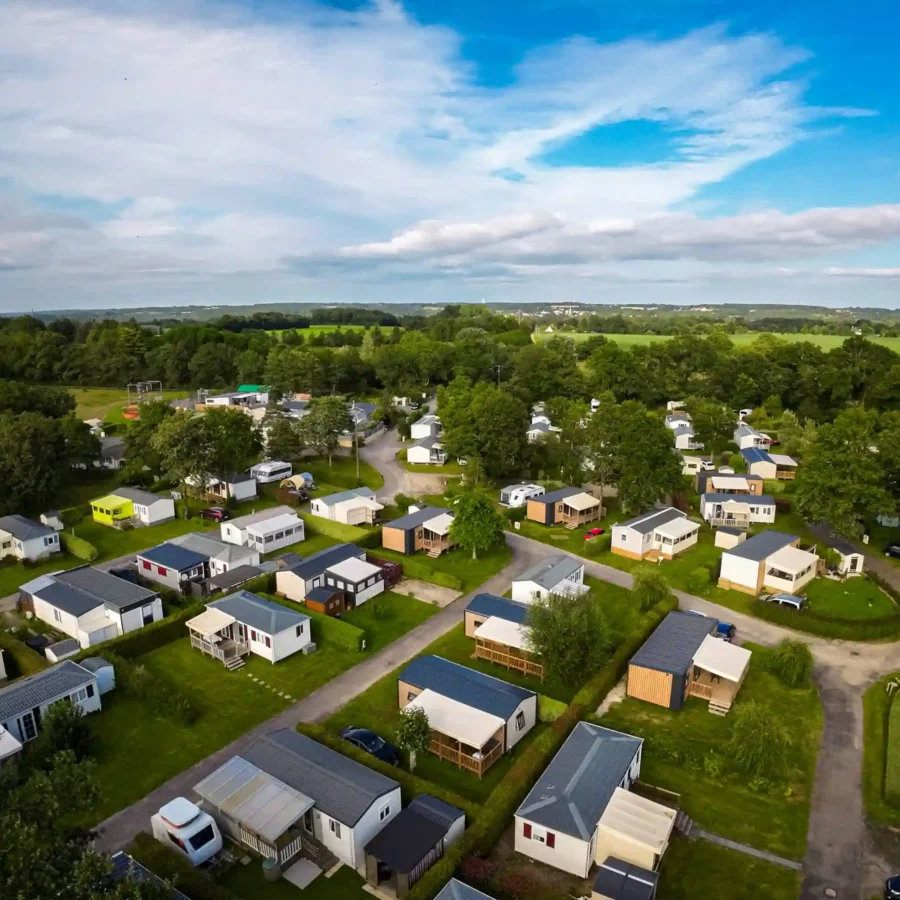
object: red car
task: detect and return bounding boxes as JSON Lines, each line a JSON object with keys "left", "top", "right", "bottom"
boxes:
{"left": 584, "top": 527, "right": 605, "bottom": 540}
{"left": 199, "top": 507, "right": 230, "bottom": 522}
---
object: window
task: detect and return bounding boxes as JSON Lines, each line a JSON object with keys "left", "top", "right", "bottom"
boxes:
{"left": 157, "top": 566, "right": 168, "bottom": 577}
{"left": 329, "top": 820, "right": 342, "bottom": 838}
{"left": 515, "top": 711, "right": 526, "bottom": 731}
{"left": 407, "top": 691, "right": 417, "bottom": 702}
{"left": 312, "top": 577, "right": 321, "bottom": 588}
{"left": 142, "top": 604, "right": 155, "bottom": 626}
{"left": 523, "top": 823, "right": 532, "bottom": 839}
{"left": 53, "top": 608, "right": 62, "bottom": 623}
{"left": 379, "top": 806, "right": 390, "bottom": 822}
{"left": 296, "top": 624, "right": 304, "bottom": 637}
{"left": 86, "top": 684, "right": 95, "bottom": 698}
{"left": 167, "top": 832, "right": 188, "bottom": 852}
{"left": 546, "top": 832, "right": 556, "bottom": 848}
{"left": 265, "top": 534, "right": 274, "bottom": 543}
{"left": 265, "top": 635, "right": 271, "bottom": 648}
{"left": 251, "top": 630, "right": 258, "bottom": 642}
{"left": 189, "top": 824, "right": 216, "bottom": 851}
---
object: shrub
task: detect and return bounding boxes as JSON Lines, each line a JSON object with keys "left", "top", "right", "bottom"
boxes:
{"left": 394, "top": 493, "right": 415, "bottom": 512}
{"left": 397, "top": 448, "right": 409, "bottom": 462}
{"left": 298, "top": 604, "right": 366, "bottom": 651}
{"left": 60, "top": 507, "right": 85, "bottom": 527}
{"left": 396, "top": 559, "right": 463, "bottom": 591}
{"left": 768, "top": 638, "right": 814, "bottom": 687}
{"left": 27, "top": 700, "right": 96, "bottom": 769}
{"left": 582, "top": 533, "right": 612, "bottom": 556}
{"left": 505, "top": 506, "right": 526, "bottom": 523}
{"left": 109, "top": 652, "right": 200, "bottom": 725}
{"left": 0, "top": 629, "right": 49, "bottom": 678}
{"left": 60, "top": 533, "right": 98, "bottom": 561}
{"left": 632, "top": 568, "right": 672, "bottom": 612}
{"left": 727, "top": 700, "right": 790, "bottom": 778}
{"left": 686, "top": 566, "right": 711, "bottom": 594}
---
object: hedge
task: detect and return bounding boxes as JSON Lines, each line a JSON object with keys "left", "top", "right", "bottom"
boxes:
{"left": 886, "top": 695, "right": 900, "bottom": 804}
{"left": 60, "top": 532, "right": 99, "bottom": 561}
{"left": 404, "top": 593, "right": 680, "bottom": 900}
{"left": 0, "top": 629, "right": 50, "bottom": 678}
{"left": 356, "top": 529, "right": 385, "bottom": 549}
{"left": 380, "top": 556, "right": 463, "bottom": 592}
{"left": 296, "top": 723, "right": 479, "bottom": 822}
{"left": 753, "top": 597, "right": 900, "bottom": 641}
{"left": 73, "top": 603, "right": 205, "bottom": 662}
{"left": 300, "top": 513, "right": 372, "bottom": 543}
{"left": 128, "top": 832, "right": 241, "bottom": 900}
{"left": 537, "top": 694, "right": 567, "bottom": 723}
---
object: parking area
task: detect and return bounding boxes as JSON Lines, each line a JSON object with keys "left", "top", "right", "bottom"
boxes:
{"left": 390, "top": 578, "right": 460, "bottom": 607}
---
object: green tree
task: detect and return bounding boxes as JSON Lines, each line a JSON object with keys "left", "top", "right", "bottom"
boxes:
{"left": 727, "top": 701, "right": 790, "bottom": 778}
{"left": 151, "top": 411, "right": 216, "bottom": 498}
{"left": 27, "top": 702, "right": 95, "bottom": 771}
{"left": 263, "top": 411, "right": 305, "bottom": 461}
{"left": 300, "top": 395, "right": 353, "bottom": 464}
{"left": 396, "top": 705, "right": 431, "bottom": 772}
{"left": 0, "top": 411, "right": 71, "bottom": 515}
{"left": 526, "top": 590, "right": 613, "bottom": 687}
{"left": 768, "top": 639, "right": 814, "bottom": 688}
{"left": 794, "top": 408, "right": 892, "bottom": 536}
{"left": 123, "top": 400, "right": 176, "bottom": 476}
{"left": 58, "top": 414, "right": 101, "bottom": 468}
{"left": 685, "top": 397, "right": 734, "bottom": 456}
{"left": 449, "top": 491, "right": 505, "bottom": 559}
{"left": 203, "top": 406, "right": 263, "bottom": 479}
{"left": 632, "top": 568, "right": 672, "bottom": 612}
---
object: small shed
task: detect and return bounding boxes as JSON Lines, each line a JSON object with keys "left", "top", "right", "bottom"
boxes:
{"left": 305, "top": 586, "right": 346, "bottom": 617}
{"left": 594, "top": 788, "right": 676, "bottom": 873}
{"left": 79, "top": 657, "right": 116, "bottom": 694}
{"left": 45, "top": 638, "right": 81, "bottom": 663}
{"left": 592, "top": 856, "right": 660, "bottom": 900}
{"left": 409, "top": 794, "right": 466, "bottom": 848}
{"left": 714, "top": 527, "right": 746, "bottom": 550}
{"left": 364, "top": 807, "right": 448, "bottom": 898}
{"left": 828, "top": 536, "right": 865, "bottom": 577}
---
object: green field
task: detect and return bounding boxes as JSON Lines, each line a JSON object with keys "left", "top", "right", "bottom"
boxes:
{"left": 267, "top": 324, "right": 401, "bottom": 338}
{"left": 532, "top": 331, "right": 900, "bottom": 351}
{"left": 68, "top": 387, "right": 190, "bottom": 423}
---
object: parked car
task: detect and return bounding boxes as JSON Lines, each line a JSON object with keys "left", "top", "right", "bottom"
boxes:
{"left": 198, "top": 507, "right": 229, "bottom": 522}
{"left": 700, "top": 460, "right": 716, "bottom": 471}
{"left": 768, "top": 438, "right": 781, "bottom": 446}
{"left": 885, "top": 875, "right": 900, "bottom": 900}
{"left": 760, "top": 592, "right": 806, "bottom": 611}
{"left": 339, "top": 726, "right": 400, "bottom": 766}
{"left": 584, "top": 527, "right": 605, "bottom": 540}
{"left": 885, "top": 544, "right": 900, "bottom": 560}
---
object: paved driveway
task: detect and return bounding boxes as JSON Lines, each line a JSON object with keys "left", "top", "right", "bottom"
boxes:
{"left": 360, "top": 427, "right": 449, "bottom": 501}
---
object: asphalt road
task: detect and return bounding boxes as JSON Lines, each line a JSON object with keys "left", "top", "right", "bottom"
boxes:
{"left": 360, "top": 427, "right": 449, "bottom": 501}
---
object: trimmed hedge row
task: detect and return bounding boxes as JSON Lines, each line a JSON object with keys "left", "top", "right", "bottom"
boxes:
{"left": 372, "top": 555, "right": 464, "bottom": 591}
{"left": 262, "top": 593, "right": 367, "bottom": 652}
{"left": 129, "top": 832, "right": 241, "bottom": 900}
{"left": 60, "top": 532, "right": 99, "bottom": 561}
{"left": 886, "top": 694, "right": 900, "bottom": 804}
{"left": 537, "top": 694, "right": 567, "bottom": 723}
{"left": 296, "top": 723, "right": 480, "bottom": 823}
{"left": 73, "top": 603, "right": 205, "bottom": 662}
{"left": 405, "top": 593, "right": 679, "bottom": 900}
{"left": 0, "top": 629, "right": 50, "bottom": 678}
{"left": 300, "top": 513, "right": 373, "bottom": 543}
{"left": 753, "top": 597, "right": 900, "bottom": 641}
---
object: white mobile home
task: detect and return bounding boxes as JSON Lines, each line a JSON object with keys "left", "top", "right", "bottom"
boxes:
{"left": 733, "top": 424, "right": 772, "bottom": 451}
{"left": 309, "top": 488, "right": 383, "bottom": 525}
{"left": 699, "top": 493, "right": 776, "bottom": 529}
{"left": 275, "top": 543, "right": 368, "bottom": 600}
{"left": 410, "top": 415, "right": 442, "bottom": 440}
{"left": 672, "top": 424, "right": 703, "bottom": 452}
{"left": 0, "top": 515, "right": 61, "bottom": 562}
{"left": 111, "top": 487, "right": 176, "bottom": 526}
{"left": 407, "top": 436, "right": 447, "bottom": 465}
{"left": 186, "top": 472, "right": 258, "bottom": 502}
{"left": 718, "top": 530, "right": 818, "bottom": 595}
{"left": 250, "top": 461, "right": 293, "bottom": 484}
{"left": 612, "top": 508, "right": 701, "bottom": 561}
{"left": 196, "top": 730, "right": 401, "bottom": 874}
{"left": 221, "top": 506, "right": 304, "bottom": 552}
{"left": 511, "top": 556, "right": 587, "bottom": 603}
{"left": 499, "top": 484, "right": 545, "bottom": 508}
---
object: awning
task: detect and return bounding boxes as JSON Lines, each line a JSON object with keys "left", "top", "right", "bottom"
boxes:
{"left": 692, "top": 635, "right": 751, "bottom": 683}
{"left": 424, "top": 513, "right": 455, "bottom": 536}
{"left": 476, "top": 616, "right": 531, "bottom": 651}
{"left": 564, "top": 492, "right": 601, "bottom": 512}
{"left": 654, "top": 518, "right": 699, "bottom": 540}
{"left": 0, "top": 725, "right": 23, "bottom": 761}
{"left": 194, "top": 756, "right": 313, "bottom": 843}
{"left": 597, "top": 788, "right": 676, "bottom": 855}
{"left": 710, "top": 476, "right": 749, "bottom": 491}
{"left": 409, "top": 689, "right": 504, "bottom": 749}
{"left": 186, "top": 607, "right": 236, "bottom": 637}
{"left": 766, "top": 545, "right": 817, "bottom": 575}
{"left": 336, "top": 495, "right": 384, "bottom": 512}
{"left": 769, "top": 453, "right": 797, "bottom": 467}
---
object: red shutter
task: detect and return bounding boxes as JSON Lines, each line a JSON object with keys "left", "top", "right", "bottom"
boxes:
{"left": 141, "top": 560, "right": 150, "bottom": 570}
{"left": 157, "top": 566, "right": 167, "bottom": 577}
{"left": 251, "top": 630, "right": 257, "bottom": 642}
{"left": 546, "top": 831, "right": 555, "bottom": 848}
{"left": 265, "top": 636, "right": 271, "bottom": 648}
{"left": 523, "top": 823, "right": 532, "bottom": 839}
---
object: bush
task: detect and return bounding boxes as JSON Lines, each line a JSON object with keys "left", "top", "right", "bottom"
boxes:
{"left": 768, "top": 638, "right": 814, "bottom": 687}
{"left": 632, "top": 568, "right": 672, "bottom": 612}
{"left": 60, "top": 533, "right": 98, "bottom": 561}
{"left": 73, "top": 603, "right": 205, "bottom": 661}
{"left": 394, "top": 493, "right": 415, "bottom": 512}
{"left": 397, "top": 559, "right": 463, "bottom": 591}
{"left": 300, "top": 605, "right": 366, "bottom": 651}
{"left": 582, "top": 533, "right": 612, "bottom": 556}
{"left": 109, "top": 652, "right": 200, "bottom": 725}
{"left": 505, "top": 506, "right": 526, "bottom": 523}
{"left": 686, "top": 566, "right": 711, "bottom": 594}
{"left": 0, "top": 629, "right": 49, "bottom": 678}
{"left": 129, "top": 832, "right": 241, "bottom": 900}
{"left": 397, "top": 449, "right": 408, "bottom": 462}
{"left": 60, "top": 507, "right": 85, "bottom": 527}
{"left": 727, "top": 701, "right": 790, "bottom": 778}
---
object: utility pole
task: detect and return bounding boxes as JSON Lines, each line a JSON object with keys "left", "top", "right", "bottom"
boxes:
{"left": 493, "top": 364, "right": 503, "bottom": 387}
{"left": 354, "top": 402, "right": 360, "bottom": 483}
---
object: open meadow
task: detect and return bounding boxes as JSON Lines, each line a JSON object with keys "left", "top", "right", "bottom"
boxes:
{"left": 532, "top": 331, "right": 900, "bottom": 350}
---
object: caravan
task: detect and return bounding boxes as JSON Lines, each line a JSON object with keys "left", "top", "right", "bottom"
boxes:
{"left": 499, "top": 484, "right": 545, "bottom": 508}
{"left": 250, "top": 461, "right": 293, "bottom": 484}
{"left": 151, "top": 797, "right": 222, "bottom": 866}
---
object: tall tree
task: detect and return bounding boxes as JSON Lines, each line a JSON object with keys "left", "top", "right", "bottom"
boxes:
{"left": 794, "top": 408, "right": 892, "bottom": 536}
{"left": 450, "top": 491, "right": 506, "bottom": 559}
{"left": 202, "top": 406, "right": 263, "bottom": 477}
{"left": 685, "top": 397, "right": 734, "bottom": 457}
{"left": 151, "top": 411, "right": 216, "bottom": 497}
{"left": 300, "top": 396, "right": 352, "bottom": 464}
{"left": 263, "top": 411, "right": 305, "bottom": 461}
{"left": 123, "top": 400, "right": 176, "bottom": 476}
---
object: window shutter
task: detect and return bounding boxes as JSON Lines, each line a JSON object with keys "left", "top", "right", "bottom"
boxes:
{"left": 158, "top": 566, "right": 167, "bottom": 577}
{"left": 523, "top": 823, "right": 532, "bottom": 839}
{"left": 265, "top": 636, "right": 271, "bottom": 648}
{"left": 546, "top": 831, "right": 556, "bottom": 848}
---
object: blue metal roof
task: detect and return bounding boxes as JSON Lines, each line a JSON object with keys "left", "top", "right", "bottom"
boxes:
{"left": 740, "top": 447, "right": 772, "bottom": 465}
{"left": 400, "top": 655, "right": 535, "bottom": 719}
{"left": 465, "top": 593, "right": 529, "bottom": 625}
{"left": 137, "top": 542, "right": 208, "bottom": 570}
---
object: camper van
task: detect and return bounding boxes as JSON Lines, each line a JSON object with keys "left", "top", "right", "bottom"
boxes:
{"left": 500, "top": 484, "right": 545, "bottom": 508}
{"left": 250, "top": 461, "right": 293, "bottom": 484}
{"left": 151, "top": 797, "right": 222, "bottom": 866}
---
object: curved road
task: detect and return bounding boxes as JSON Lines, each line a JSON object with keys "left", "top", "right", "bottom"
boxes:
{"left": 360, "top": 427, "right": 450, "bottom": 501}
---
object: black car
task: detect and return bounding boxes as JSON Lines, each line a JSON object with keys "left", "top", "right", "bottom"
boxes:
{"left": 885, "top": 875, "right": 900, "bottom": 899}
{"left": 339, "top": 726, "right": 400, "bottom": 766}
{"left": 886, "top": 544, "right": 900, "bottom": 560}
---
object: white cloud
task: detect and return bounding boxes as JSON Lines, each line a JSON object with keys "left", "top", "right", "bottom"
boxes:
{"left": 0, "top": 0, "right": 887, "bottom": 307}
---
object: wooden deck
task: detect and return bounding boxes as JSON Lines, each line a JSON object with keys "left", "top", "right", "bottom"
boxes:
{"left": 475, "top": 640, "right": 543, "bottom": 679}
{"left": 428, "top": 734, "right": 503, "bottom": 777}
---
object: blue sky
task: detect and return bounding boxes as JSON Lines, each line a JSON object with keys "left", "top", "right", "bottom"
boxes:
{"left": 2, "top": 0, "right": 900, "bottom": 311}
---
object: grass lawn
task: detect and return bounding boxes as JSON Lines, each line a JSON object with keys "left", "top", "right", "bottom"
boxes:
{"left": 303, "top": 455, "right": 385, "bottom": 491}
{"left": 597, "top": 644, "right": 822, "bottom": 860}
{"left": 863, "top": 671, "right": 900, "bottom": 827}
{"left": 804, "top": 577, "right": 897, "bottom": 620}
{"left": 657, "top": 836, "right": 803, "bottom": 900}
{"left": 341, "top": 590, "right": 439, "bottom": 653}
{"left": 219, "top": 856, "right": 370, "bottom": 899}
{"left": 371, "top": 542, "right": 513, "bottom": 592}
{"left": 297, "top": 512, "right": 374, "bottom": 545}
{"left": 68, "top": 386, "right": 190, "bottom": 423}
{"left": 513, "top": 515, "right": 615, "bottom": 557}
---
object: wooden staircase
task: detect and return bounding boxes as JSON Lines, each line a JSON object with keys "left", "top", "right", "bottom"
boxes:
{"left": 426, "top": 548, "right": 442, "bottom": 558}
{"left": 301, "top": 835, "right": 338, "bottom": 872}
{"left": 224, "top": 655, "right": 245, "bottom": 671}
{"left": 675, "top": 810, "right": 693, "bottom": 836}
{"left": 708, "top": 699, "right": 731, "bottom": 716}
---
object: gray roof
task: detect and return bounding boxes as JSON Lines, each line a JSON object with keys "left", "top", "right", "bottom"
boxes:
{"left": 287, "top": 542, "right": 363, "bottom": 581}
{"left": 206, "top": 565, "right": 263, "bottom": 592}
{"left": 387, "top": 506, "right": 450, "bottom": 531}
{"left": 170, "top": 532, "right": 258, "bottom": 565}
{"left": 734, "top": 424, "right": 756, "bottom": 438}
{"left": 241, "top": 729, "right": 398, "bottom": 827}
{"left": 0, "top": 660, "right": 96, "bottom": 723}
{"left": 47, "top": 638, "right": 80, "bottom": 656}
{"left": 111, "top": 486, "right": 168, "bottom": 507}
{"left": 527, "top": 421, "right": 553, "bottom": 433}
{"left": 593, "top": 858, "right": 659, "bottom": 900}
{"left": 315, "top": 487, "right": 375, "bottom": 507}
{"left": 725, "top": 529, "right": 798, "bottom": 562}
{"left": 515, "top": 721, "right": 642, "bottom": 839}
{"left": 348, "top": 401, "right": 377, "bottom": 424}
{"left": 23, "top": 565, "right": 158, "bottom": 616}
{"left": 408, "top": 794, "right": 465, "bottom": 831}
{"left": 400, "top": 655, "right": 535, "bottom": 719}
{"left": 100, "top": 436, "right": 126, "bottom": 459}
{"left": 138, "top": 542, "right": 209, "bottom": 571}
{"left": 0, "top": 514, "right": 54, "bottom": 541}
{"left": 435, "top": 880, "right": 496, "bottom": 900}
{"left": 412, "top": 434, "right": 443, "bottom": 450}
{"left": 227, "top": 505, "right": 297, "bottom": 529}
{"left": 529, "top": 486, "right": 581, "bottom": 505}
{"left": 515, "top": 555, "right": 583, "bottom": 590}
{"left": 208, "top": 591, "right": 307, "bottom": 636}
{"left": 80, "top": 656, "right": 113, "bottom": 672}
{"left": 672, "top": 424, "right": 695, "bottom": 436}
{"left": 466, "top": 593, "right": 530, "bottom": 625}
{"left": 630, "top": 611, "right": 717, "bottom": 675}
{"left": 702, "top": 492, "right": 775, "bottom": 505}
{"left": 617, "top": 507, "right": 685, "bottom": 534}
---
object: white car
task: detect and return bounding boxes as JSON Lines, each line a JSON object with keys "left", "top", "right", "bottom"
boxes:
{"left": 760, "top": 592, "right": 805, "bottom": 611}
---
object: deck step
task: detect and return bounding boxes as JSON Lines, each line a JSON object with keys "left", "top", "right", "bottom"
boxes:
{"left": 224, "top": 657, "right": 245, "bottom": 671}
{"left": 708, "top": 701, "right": 730, "bottom": 716}
{"left": 674, "top": 810, "right": 693, "bottom": 836}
